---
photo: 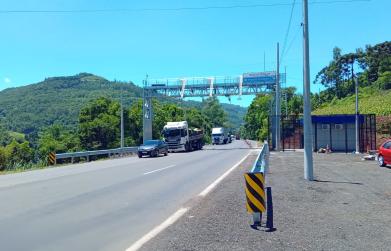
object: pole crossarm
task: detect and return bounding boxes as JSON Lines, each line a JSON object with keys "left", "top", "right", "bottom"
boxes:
{"left": 143, "top": 72, "right": 286, "bottom": 98}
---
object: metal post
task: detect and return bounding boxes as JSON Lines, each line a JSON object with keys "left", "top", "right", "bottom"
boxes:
{"left": 275, "top": 43, "right": 281, "bottom": 151}
{"left": 355, "top": 77, "right": 360, "bottom": 154}
{"left": 120, "top": 91, "right": 124, "bottom": 149}
{"left": 266, "top": 187, "right": 275, "bottom": 232}
{"left": 264, "top": 140, "right": 270, "bottom": 174}
{"left": 303, "top": 0, "right": 314, "bottom": 180}
{"left": 285, "top": 66, "right": 288, "bottom": 117}
{"left": 253, "top": 213, "right": 261, "bottom": 226}
{"left": 143, "top": 76, "right": 153, "bottom": 143}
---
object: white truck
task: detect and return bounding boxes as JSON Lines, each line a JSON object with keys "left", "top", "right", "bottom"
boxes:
{"left": 162, "top": 121, "right": 204, "bottom": 152}
{"left": 212, "top": 127, "right": 228, "bottom": 145}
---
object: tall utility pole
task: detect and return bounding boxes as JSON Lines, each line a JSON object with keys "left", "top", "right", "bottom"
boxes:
{"left": 355, "top": 77, "right": 360, "bottom": 154}
{"left": 275, "top": 43, "right": 281, "bottom": 151}
{"left": 285, "top": 66, "right": 288, "bottom": 117}
{"left": 120, "top": 84, "right": 124, "bottom": 149}
{"left": 303, "top": 0, "right": 314, "bottom": 181}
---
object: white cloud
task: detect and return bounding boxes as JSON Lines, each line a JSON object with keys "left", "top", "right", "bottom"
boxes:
{"left": 4, "top": 77, "right": 11, "bottom": 84}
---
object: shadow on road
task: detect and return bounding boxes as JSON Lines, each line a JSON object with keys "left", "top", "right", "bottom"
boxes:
{"left": 203, "top": 147, "right": 261, "bottom": 151}
{"left": 313, "top": 179, "right": 363, "bottom": 185}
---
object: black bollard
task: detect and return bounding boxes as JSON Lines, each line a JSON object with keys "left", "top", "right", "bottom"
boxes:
{"left": 266, "top": 187, "right": 276, "bottom": 232}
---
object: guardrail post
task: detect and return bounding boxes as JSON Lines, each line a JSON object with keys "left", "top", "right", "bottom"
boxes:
{"left": 71, "top": 157, "right": 74, "bottom": 164}
{"left": 264, "top": 140, "right": 269, "bottom": 174}
{"left": 245, "top": 142, "right": 271, "bottom": 228}
{"left": 86, "top": 156, "right": 90, "bottom": 162}
{"left": 253, "top": 212, "right": 261, "bottom": 226}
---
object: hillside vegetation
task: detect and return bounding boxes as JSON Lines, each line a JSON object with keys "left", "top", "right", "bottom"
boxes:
{"left": 0, "top": 73, "right": 246, "bottom": 136}
{"left": 313, "top": 87, "right": 391, "bottom": 115}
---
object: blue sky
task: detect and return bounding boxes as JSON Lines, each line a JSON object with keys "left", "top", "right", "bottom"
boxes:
{"left": 0, "top": 0, "right": 389, "bottom": 107}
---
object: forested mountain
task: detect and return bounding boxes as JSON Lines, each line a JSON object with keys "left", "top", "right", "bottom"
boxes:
{"left": 0, "top": 73, "right": 246, "bottom": 136}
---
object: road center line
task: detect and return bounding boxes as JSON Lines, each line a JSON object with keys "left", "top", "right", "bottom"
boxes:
{"left": 125, "top": 207, "right": 189, "bottom": 251}
{"left": 143, "top": 165, "right": 176, "bottom": 175}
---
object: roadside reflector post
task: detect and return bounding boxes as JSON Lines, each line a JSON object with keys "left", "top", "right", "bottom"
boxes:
{"left": 244, "top": 140, "right": 270, "bottom": 227}
{"left": 266, "top": 187, "right": 276, "bottom": 232}
{"left": 48, "top": 152, "right": 56, "bottom": 165}
{"left": 244, "top": 172, "right": 266, "bottom": 226}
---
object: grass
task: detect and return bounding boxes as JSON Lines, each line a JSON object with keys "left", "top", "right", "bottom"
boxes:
{"left": 0, "top": 161, "right": 47, "bottom": 175}
{"left": 313, "top": 87, "right": 391, "bottom": 115}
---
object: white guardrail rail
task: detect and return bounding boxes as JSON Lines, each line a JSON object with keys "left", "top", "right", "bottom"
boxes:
{"left": 54, "top": 147, "right": 138, "bottom": 164}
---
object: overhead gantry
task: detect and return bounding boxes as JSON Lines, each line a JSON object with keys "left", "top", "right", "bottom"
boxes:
{"left": 142, "top": 71, "right": 285, "bottom": 142}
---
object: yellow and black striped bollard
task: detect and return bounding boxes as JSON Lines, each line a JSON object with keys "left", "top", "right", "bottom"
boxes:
{"left": 48, "top": 152, "right": 56, "bottom": 165}
{"left": 244, "top": 172, "right": 266, "bottom": 225}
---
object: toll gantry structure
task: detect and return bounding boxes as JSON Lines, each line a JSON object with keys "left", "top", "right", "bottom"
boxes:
{"left": 142, "top": 72, "right": 286, "bottom": 142}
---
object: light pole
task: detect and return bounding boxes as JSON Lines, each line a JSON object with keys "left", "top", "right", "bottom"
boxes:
{"left": 120, "top": 83, "right": 124, "bottom": 149}
{"left": 276, "top": 42, "right": 281, "bottom": 151}
{"left": 355, "top": 77, "right": 360, "bottom": 154}
{"left": 303, "top": 0, "right": 314, "bottom": 181}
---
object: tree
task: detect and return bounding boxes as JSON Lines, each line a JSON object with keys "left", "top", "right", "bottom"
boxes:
{"left": 201, "top": 97, "right": 228, "bottom": 128}
{"left": 288, "top": 95, "right": 303, "bottom": 115}
{"left": 0, "top": 147, "right": 6, "bottom": 171}
{"left": 3, "top": 139, "right": 33, "bottom": 168}
{"left": 38, "top": 124, "right": 80, "bottom": 161}
{"left": 127, "top": 99, "right": 143, "bottom": 145}
{"left": 314, "top": 41, "right": 391, "bottom": 103}
{"left": 0, "top": 124, "right": 11, "bottom": 147}
{"left": 79, "top": 97, "right": 121, "bottom": 150}
{"left": 186, "top": 108, "right": 212, "bottom": 143}
{"left": 243, "top": 94, "right": 271, "bottom": 140}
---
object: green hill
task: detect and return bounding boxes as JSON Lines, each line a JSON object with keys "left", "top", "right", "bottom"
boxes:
{"left": 313, "top": 87, "right": 391, "bottom": 115}
{"left": 0, "top": 73, "right": 246, "bottom": 136}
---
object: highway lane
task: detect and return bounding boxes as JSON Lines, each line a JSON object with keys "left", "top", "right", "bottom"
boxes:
{"left": 0, "top": 140, "right": 252, "bottom": 251}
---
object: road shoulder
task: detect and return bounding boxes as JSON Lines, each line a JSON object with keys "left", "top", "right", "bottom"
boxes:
{"left": 141, "top": 151, "right": 391, "bottom": 251}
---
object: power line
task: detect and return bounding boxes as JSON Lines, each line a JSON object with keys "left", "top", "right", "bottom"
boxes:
{"left": 282, "top": 25, "right": 302, "bottom": 61}
{"left": 280, "top": 0, "right": 296, "bottom": 66}
{"left": 0, "top": 0, "right": 371, "bottom": 14}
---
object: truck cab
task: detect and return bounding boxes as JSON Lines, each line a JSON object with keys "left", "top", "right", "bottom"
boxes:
{"left": 163, "top": 121, "right": 204, "bottom": 152}
{"left": 212, "top": 127, "right": 227, "bottom": 145}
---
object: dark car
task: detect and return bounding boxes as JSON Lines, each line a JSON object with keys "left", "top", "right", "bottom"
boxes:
{"left": 138, "top": 140, "right": 168, "bottom": 158}
{"left": 378, "top": 139, "right": 391, "bottom": 167}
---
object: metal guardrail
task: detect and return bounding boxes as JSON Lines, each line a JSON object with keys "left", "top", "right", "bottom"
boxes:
{"left": 251, "top": 140, "right": 269, "bottom": 174}
{"left": 54, "top": 147, "right": 138, "bottom": 164}
{"left": 244, "top": 140, "right": 271, "bottom": 228}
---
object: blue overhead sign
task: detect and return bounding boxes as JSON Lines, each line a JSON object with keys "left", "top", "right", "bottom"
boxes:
{"left": 243, "top": 72, "right": 276, "bottom": 83}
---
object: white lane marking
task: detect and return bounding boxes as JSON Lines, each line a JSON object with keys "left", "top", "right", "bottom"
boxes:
{"left": 143, "top": 165, "right": 176, "bottom": 175}
{"left": 198, "top": 151, "right": 251, "bottom": 197}
{"left": 125, "top": 148, "right": 252, "bottom": 251}
{"left": 125, "top": 207, "right": 189, "bottom": 251}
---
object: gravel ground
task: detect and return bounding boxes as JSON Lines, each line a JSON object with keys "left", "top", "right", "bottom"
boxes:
{"left": 141, "top": 151, "right": 391, "bottom": 251}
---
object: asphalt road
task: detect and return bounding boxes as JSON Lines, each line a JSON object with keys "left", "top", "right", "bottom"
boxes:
{"left": 0, "top": 140, "right": 251, "bottom": 251}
